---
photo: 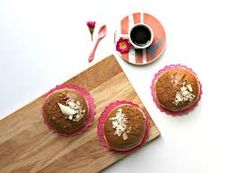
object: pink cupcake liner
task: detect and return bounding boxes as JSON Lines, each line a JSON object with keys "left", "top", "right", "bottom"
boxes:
{"left": 42, "top": 83, "right": 96, "bottom": 136}
{"left": 151, "top": 64, "right": 202, "bottom": 116}
{"left": 97, "top": 100, "right": 150, "bottom": 153}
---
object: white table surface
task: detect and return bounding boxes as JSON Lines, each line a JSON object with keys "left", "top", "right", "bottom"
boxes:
{"left": 1, "top": 0, "right": 236, "bottom": 173}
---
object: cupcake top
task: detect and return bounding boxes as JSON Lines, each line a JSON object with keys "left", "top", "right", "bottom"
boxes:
{"left": 103, "top": 104, "right": 147, "bottom": 151}
{"left": 43, "top": 88, "right": 89, "bottom": 134}
{"left": 155, "top": 68, "right": 200, "bottom": 112}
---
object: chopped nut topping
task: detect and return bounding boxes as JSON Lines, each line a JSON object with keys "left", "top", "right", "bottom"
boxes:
{"left": 109, "top": 108, "right": 130, "bottom": 141}
{"left": 173, "top": 83, "right": 195, "bottom": 106}
{"left": 171, "top": 73, "right": 185, "bottom": 85}
{"left": 57, "top": 98, "right": 86, "bottom": 122}
{"left": 171, "top": 72, "right": 196, "bottom": 106}
{"left": 187, "top": 84, "right": 193, "bottom": 92}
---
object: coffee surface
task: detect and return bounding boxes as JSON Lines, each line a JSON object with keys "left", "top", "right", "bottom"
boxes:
{"left": 130, "top": 25, "right": 151, "bottom": 45}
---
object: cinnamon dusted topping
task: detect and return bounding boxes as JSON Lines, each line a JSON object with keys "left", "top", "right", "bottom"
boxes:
{"left": 109, "top": 108, "right": 131, "bottom": 141}
{"left": 57, "top": 98, "right": 86, "bottom": 122}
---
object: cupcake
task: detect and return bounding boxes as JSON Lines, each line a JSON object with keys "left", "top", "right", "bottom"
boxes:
{"left": 42, "top": 84, "right": 96, "bottom": 136}
{"left": 151, "top": 64, "right": 202, "bottom": 115}
{"left": 97, "top": 101, "right": 150, "bottom": 152}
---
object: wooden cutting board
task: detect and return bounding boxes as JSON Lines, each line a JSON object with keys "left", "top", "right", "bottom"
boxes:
{"left": 0, "top": 55, "right": 160, "bottom": 173}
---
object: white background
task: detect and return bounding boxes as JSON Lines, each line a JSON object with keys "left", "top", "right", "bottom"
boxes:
{"left": 1, "top": 0, "right": 236, "bottom": 173}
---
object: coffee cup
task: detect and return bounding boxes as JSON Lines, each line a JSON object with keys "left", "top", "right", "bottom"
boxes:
{"left": 119, "top": 23, "right": 153, "bottom": 49}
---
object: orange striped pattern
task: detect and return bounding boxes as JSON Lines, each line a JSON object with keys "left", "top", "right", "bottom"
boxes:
{"left": 133, "top": 13, "right": 141, "bottom": 24}
{"left": 133, "top": 13, "right": 142, "bottom": 64}
{"left": 121, "top": 16, "right": 129, "bottom": 34}
{"left": 122, "top": 53, "right": 129, "bottom": 61}
{"left": 144, "top": 13, "right": 166, "bottom": 60}
{"left": 144, "top": 13, "right": 159, "bottom": 43}
{"left": 120, "top": 16, "right": 129, "bottom": 61}
{"left": 135, "top": 49, "right": 143, "bottom": 64}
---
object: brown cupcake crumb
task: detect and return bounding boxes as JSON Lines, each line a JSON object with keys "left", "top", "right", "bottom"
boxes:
{"left": 43, "top": 89, "right": 88, "bottom": 134}
{"left": 103, "top": 105, "right": 146, "bottom": 151}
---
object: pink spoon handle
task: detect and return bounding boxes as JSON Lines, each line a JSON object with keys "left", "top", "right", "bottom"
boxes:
{"left": 88, "top": 38, "right": 100, "bottom": 63}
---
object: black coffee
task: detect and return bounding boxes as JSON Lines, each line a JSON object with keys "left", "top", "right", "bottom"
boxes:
{"left": 130, "top": 25, "right": 151, "bottom": 46}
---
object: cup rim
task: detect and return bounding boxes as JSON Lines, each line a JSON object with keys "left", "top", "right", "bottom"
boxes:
{"left": 128, "top": 23, "right": 154, "bottom": 49}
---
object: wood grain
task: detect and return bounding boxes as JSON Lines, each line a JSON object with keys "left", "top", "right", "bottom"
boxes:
{"left": 0, "top": 55, "right": 160, "bottom": 173}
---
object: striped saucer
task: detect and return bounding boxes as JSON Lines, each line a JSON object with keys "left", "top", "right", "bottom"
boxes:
{"left": 114, "top": 12, "right": 166, "bottom": 65}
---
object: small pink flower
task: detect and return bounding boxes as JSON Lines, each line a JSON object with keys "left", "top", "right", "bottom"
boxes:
{"left": 116, "top": 38, "right": 131, "bottom": 54}
{"left": 87, "top": 21, "right": 96, "bottom": 28}
{"left": 87, "top": 21, "right": 96, "bottom": 41}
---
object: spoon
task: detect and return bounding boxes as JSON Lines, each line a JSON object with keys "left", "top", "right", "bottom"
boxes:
{"left": 88, "top": 25, "right": 107, "bottom": 63}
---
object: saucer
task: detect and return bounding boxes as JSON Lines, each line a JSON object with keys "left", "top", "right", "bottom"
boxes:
{"left": 114, "top": 12, "right": 166, "bottom": 65}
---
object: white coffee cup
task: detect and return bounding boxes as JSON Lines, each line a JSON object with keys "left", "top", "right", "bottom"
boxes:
{"left": 118, "top": 23, "right": 154, "bottom": 49}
